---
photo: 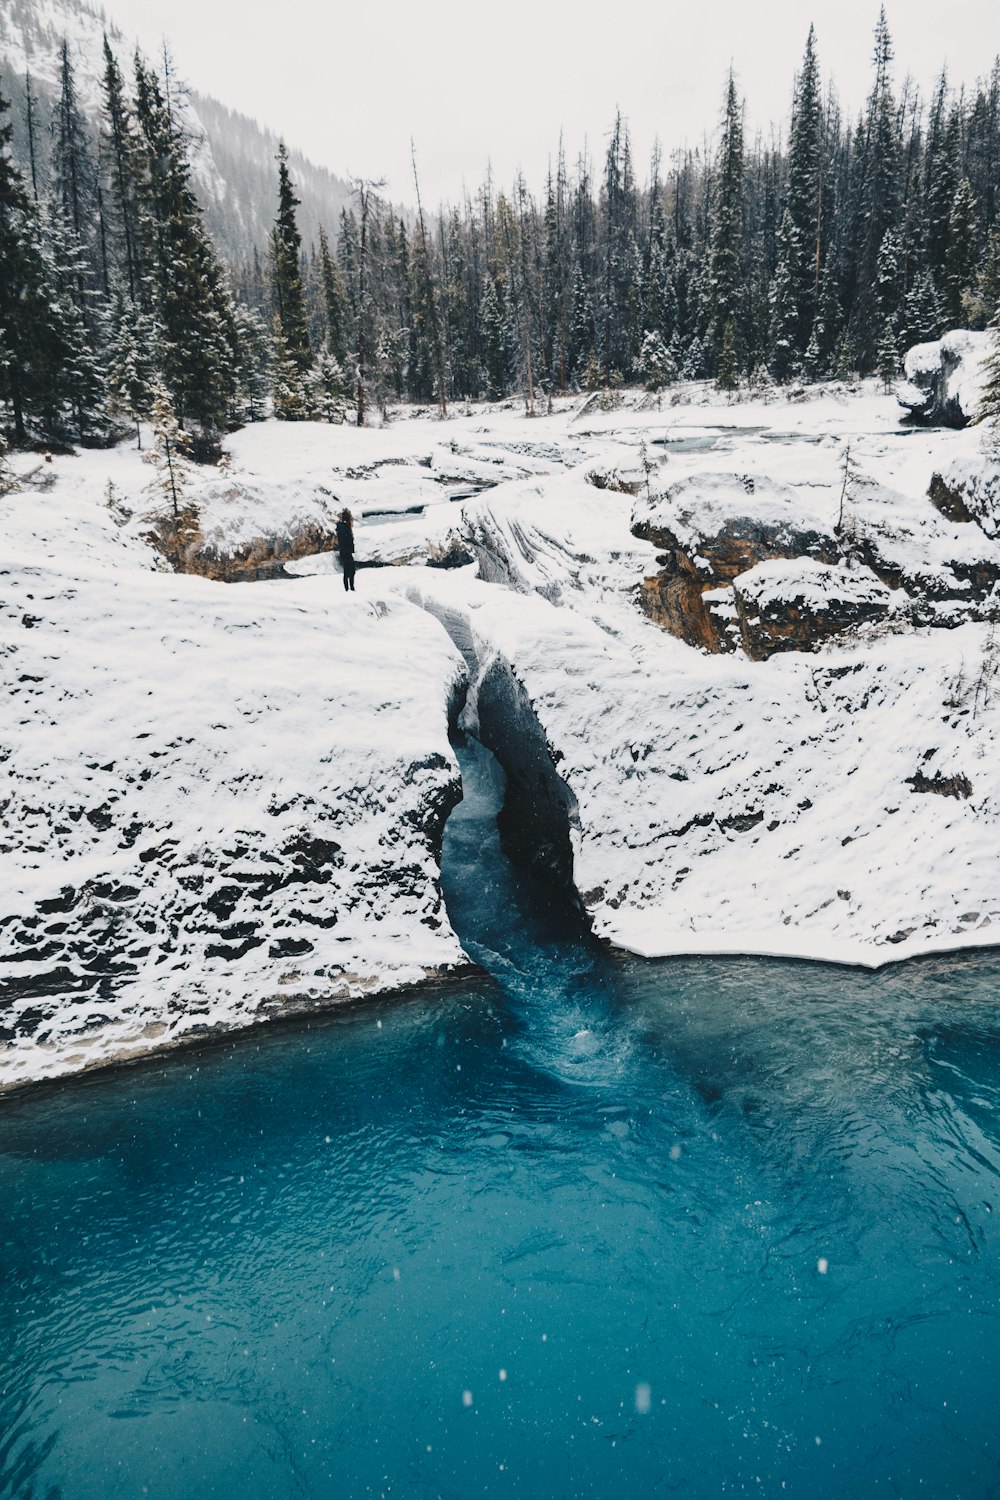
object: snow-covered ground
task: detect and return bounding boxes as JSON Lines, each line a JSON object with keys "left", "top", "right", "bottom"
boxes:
{"left": 4, "top": 376, "right": 1000, "bottom": 1087}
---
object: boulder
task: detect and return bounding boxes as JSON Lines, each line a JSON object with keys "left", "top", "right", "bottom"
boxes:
{"left": 928, "top": 455, "right": 1000, "bottom": 539}
{"left": 631, "top": 471, "right": 837, "bottom": 650}
{"left": 896, "top": 330, "right": 990, "bottom": 427}
{"left": 718, "top": 559, "right": 896, "bottom": 660}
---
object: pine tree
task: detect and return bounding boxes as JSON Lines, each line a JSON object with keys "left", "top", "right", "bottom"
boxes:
{"left": 105, "top": 285, "right": 158, "bottom": 444}
{"left": 317, "top": 225, "right": 347, "bottom": 363}
{"left": 51, "top": 40, "right": 96, "bottom": 282}
{"left": 144, "top": 379, "right": 193, "bottom": 519}
{"left": 785, "top": 26, "right": 825, "bottom": 350}
{"left": 99, "top": 36, "right": 142, "bottom": 300}
{"left": 0, "top": 83, "right": 42, "bottom": 441}
{"left": 706, "top": 73, "right": 746, "bottom": 374}
{"left": 902, "top": 270, "right": 944, "bottom": 347}
{"left": 979, "top": 310, "right": 1000, "bottom": 424}
{"left": 270, "top": 143, "right": 312, "bottom": 372}
{"left": 479, "top": 275, "right": 506, "bottom": 396}
{"left": 876, "top": 312, "right": 901, "bottom": 388}
{"left": 716, "top": 317, "right": 739, "bottom": 391}
{"left": 305, "top": 342, "right": 349, "bottom": 422}
{"left": 769, "top": 211, "right": 800, "bottom": 381}
{"left": 232, "top": 304, "right": 271, "bottom": 423}
{"left": 410, "top": 145, "right": 449, "bottom": 417}
{"left": 966, "top": 231, "right": 1000, "bottom": 330}
{"left": 0, "top": 426, "right": 19, "bottom": 495}
{"left": 945, "top": 179, "right": 979, "bottom": 323}
{"left": 848, "top": 10, "right": 902, "bottom": 369}
{"left": 271, "top": 317, "right": 309, "bottom": 420}
{"left": 639, "top": 330, "right": 676, "bottom": 390}
{"left": 132, "top": 55, "right": 238, "bottom": 436}
{"left": 923, "top": 78, "right": 961, "bottom": 283}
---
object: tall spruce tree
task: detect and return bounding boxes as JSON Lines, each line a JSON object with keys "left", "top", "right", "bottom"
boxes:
{"left": 270, "top": 143, "right": 312, "bottom": 375}
{"left": 849, "top": 10, "right": 902, "bottom": 368}
{"left": 706, "top": 73, "right": 746, "bottom": 375}
{"left": 784, "top": 26, "right": 824, "bottom": 351}
{"left": 132, "top": 54, "right": 238, "bottom": 434}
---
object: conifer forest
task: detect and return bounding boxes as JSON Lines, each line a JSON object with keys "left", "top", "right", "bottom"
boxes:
{"left": 2, "top": 10, "right": 1000, "bottom": 454}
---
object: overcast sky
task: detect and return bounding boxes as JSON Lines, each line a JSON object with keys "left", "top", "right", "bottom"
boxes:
{"left": 106, "top": 0, "right": 1000, "bottom": 206}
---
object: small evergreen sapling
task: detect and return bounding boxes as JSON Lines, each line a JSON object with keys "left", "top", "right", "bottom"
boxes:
{"left": 144, "top": 380, "right": 193, "bottom": 519}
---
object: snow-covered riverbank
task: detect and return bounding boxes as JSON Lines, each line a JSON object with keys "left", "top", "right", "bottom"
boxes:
{"left": 4, "top": 374, "right": 1000, "bottom": 1087}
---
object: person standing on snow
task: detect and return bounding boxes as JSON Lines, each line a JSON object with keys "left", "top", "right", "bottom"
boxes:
{"left": 336, "top": 508, "right": 357, "bottom": 592}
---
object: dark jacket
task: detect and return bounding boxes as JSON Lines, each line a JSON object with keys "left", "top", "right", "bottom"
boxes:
{"left": 336, "top": 520, "right": 355, "bottom": 558}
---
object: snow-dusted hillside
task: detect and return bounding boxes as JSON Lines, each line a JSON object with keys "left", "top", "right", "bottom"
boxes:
{"left": 0, "top": 0, "right": 355, "bottom": 258}
{"left": 4, "top": 376, "right": 1000, "bottom": 1088}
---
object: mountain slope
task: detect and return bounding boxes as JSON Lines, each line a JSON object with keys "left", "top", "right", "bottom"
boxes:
{"left": 0, "top": 0, "right": 355, "bottom": 260}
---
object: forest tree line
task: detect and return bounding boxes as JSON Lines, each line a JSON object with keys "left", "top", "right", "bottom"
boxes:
{"left": 2, "top": 8, "right": 1000, "bottom": 458}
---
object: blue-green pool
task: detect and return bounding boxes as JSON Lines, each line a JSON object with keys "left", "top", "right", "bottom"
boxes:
{"left": 1, "top": 738, "right": 999, "bottom": 1498}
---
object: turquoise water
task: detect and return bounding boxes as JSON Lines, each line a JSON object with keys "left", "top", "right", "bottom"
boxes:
{"left": 2, "top": 737, "right": 999, "bottom": 1498}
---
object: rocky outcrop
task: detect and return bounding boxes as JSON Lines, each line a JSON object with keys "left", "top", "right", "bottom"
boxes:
{"left": 928, "top": 456, "right": 1000, "bottom": 539}
{"left": 631, "top": 472, "right": 838, "bottom": 650}
{"left": 714, "top": 560, "right": 896, "bottom": 661}
{"left": 0, "top": 567, "right": 470, "bottom": 1091}
{"left": 896, "top": 330, "right": 990, "bottom": 427}
{"left": 847, "top": 471, "right": 1000, "bottom": 613}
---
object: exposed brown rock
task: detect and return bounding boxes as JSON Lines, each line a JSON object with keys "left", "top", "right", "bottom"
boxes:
{"left": 631, "top": 473, "right": 838, "bottom": 651}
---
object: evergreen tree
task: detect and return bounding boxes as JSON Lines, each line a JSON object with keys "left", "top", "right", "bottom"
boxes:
{"left": 784, "top": 25, "right": 824, "bottom": 350}
{"left": 903, "top": 270, "right": 944, "bottom": 346}
{"left": 979, "top": 309, "right": 1000, "bottom": 424}
{"left": 305, "top": 342, "right": 349, "bottom": 422}
{"left": 317, "top": 225, "right": 347, "bottom": 363}
{"left": 706, "top": 73, "right": 746, "bottom": 374}
{"left": 51, "top": 40, "right": 96, "bottom": 281}
{"left": 132, "top": 54, "right": 238, "bottom": 435}
{"left": 716, "top": 317, "right": 740, "bottom": 391}
{"left": 876, "top": 312, "right": 901, "bottom": 388}
{"left": 144, "top": 379, "right": 193, "bottom": 519}
{"left": 945, "top": 179, "right": 979, "bottom": 322}
{"left": 769, "top": 211, "right": 800, "bottom": 380}
{"left": 848, "top": 10, "right": 902, "bottom": 368}
{"left": 105, "top": 284, "right": 158, "bottom": 444}
{"left": 231, "top": 303, "right": 271, "bottom": 423}
{"left": 99, "top": 36, "right": 142, "bottom": 300}
{"left": 270, "top": 143, "right": 312, "bottom": 371}
{"left": 0, "top": 427, "right": 18, "bottom": 495}
{"left": 479, "top": 275, "right": 506, "bottom": 396}
{"left": 0, "top": 83, "right": 42, "bottom": 441}
{"left": 638, "top": 330, "right": 676, "bottom": 390}
{"left": 271, "top": 317, "right": 309, "bottom": 420}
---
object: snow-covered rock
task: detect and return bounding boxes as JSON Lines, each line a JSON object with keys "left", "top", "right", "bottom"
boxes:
{"left": 847, "top": 470, "right": 1000, "bottom": 611}
{"left": 719, "top": 559, "right": 897, "bottom": 659}
{"left": 631, "top": 472, "right": 837, "bottom": 649}
{"left": 897, "top": 330, "right": 991, "bottom": 427}
{"left": 928, "top": 454, "right": 1000, "bottom": 538}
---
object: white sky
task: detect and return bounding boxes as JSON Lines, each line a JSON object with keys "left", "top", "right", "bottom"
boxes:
{"left": 105, "top": 0, "right": 1000, "bottom": 207}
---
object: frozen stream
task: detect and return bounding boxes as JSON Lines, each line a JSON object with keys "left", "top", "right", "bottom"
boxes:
{"left": 1, "top": 737, "right": 999, "bottom": 1497}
